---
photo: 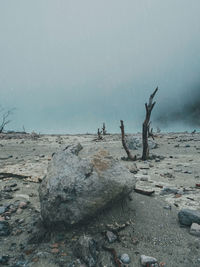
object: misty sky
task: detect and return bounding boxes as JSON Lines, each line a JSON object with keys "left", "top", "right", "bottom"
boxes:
{"left": 0, "top": 0, "right": 200, "bottom": 133}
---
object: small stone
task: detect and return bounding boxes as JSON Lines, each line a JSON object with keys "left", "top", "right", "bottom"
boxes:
{"left": 190, "top": 223, "right": 200, "bottom": 236}
{"left": 178, "top": 209, "right": 200, "bottom": 226}
{"left": 140, "top": 176, "right": 149, "bottom": 181}
{"left": 120, "top": 253, "right": 130, "bottom": 264}
{"left": 18, "top": 219, "right": 25, "bottom": 224}
{"left": 140, "top": 255, "right": 157, "bottom": 266}
{"left": 19, "top": 201, "right": 28, "bottom": 209}
{"left": 106, "top": 231, "right": 117, "bottom": 243}
{"left": 164, "top": 205, "right": 171, "bottom": 210}
{"left": 16, "top": 208, "right": 23, "bottom": 214}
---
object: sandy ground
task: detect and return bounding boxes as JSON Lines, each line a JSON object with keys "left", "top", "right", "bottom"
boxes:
{"left": 0, "top": 132, "right": 200, "bottom": 266}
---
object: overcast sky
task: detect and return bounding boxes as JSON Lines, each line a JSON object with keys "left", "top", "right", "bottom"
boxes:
{"left": 0, "top": 0, "right": 200, "bottom": 133}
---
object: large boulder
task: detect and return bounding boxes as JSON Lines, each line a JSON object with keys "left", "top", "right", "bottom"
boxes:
{"left": 39, "top": 143, "right": 135, "bottom": 227}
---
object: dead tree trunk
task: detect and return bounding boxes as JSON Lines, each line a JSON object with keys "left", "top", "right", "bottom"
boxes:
{"left": 102, "top": 123, "right": 106, "bottom": 135}
{"left": 97, "top": 128, "right": 103, "bottom": 140}
{"left": 142, "top": 87, "right": 158, "bottom": 160}
{"left": 120, "top": 120, "right": 136, "bottom": 161}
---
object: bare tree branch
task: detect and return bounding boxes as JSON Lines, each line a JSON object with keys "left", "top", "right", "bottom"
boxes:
{"left": 0, "top": 107, "right": 15, "bottom": 133}
{"left": 120, "top": 120, "right": 136, "bottom": 161}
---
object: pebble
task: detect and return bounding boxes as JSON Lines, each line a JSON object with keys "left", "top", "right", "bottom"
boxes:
{"left": 178, "top": 209, "right": 200, "bottom": 226}
{"left": 120, "top": 253, "right": 130, "bottom": 264}
{"left": 190, "top": 223, "right": 200, "bottom": 237}
{"left": 140, "top": 255, "right": 158, "bottom": 266}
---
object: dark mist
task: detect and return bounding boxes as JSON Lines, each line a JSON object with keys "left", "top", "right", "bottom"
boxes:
{"left": 155, "top": 87, "right": 200, "bottom": 128}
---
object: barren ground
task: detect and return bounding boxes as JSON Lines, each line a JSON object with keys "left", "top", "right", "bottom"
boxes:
{"left": 0, "top": 132, "right": 200, "bottom": 266}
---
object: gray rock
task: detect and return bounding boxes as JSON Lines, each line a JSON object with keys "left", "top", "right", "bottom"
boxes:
{"left": 74, "top": 235, "right": 98, "bottom": 267}
{"left": 39, "top": 144, "right": 135, "bottom": 227}
{"left": 140, "top": 255, "right": 157, "bottom": 266}
{"left": 160, "top": 187, "right": 178, "bottom": 195}
{"left": 190, "top": 223, "right": 200, "bottom": 236}
{"left": 106, "top": 231, "right": 117, "bottom": 243}
{"left": 0, "top": 221, "right": 10, "bottom": 236}
{"left": 126, "top": 136, "right": 158, "bottom": 150}
{"left": 120, "top": 253, "right": 130, "bottom": 264}
{"left": 178, "top": 209, "right": 200, "bottom": 226}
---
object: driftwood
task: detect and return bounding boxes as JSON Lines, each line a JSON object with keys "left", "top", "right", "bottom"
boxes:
{"left": 0, "top": 172, "right": 29, "bottom": 180}
{"left": 134, "top": 188, "right": 155, "bottom": 196}
{"left": 120, "top": 120, "right": 136, "bottom": 161}
{"left": 142, "top": 88, "right": 158, "bottom": 160}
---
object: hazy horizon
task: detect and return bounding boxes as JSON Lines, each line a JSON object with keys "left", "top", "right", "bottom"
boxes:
{"left": 1, "top": 1, "right": 200, "bottom": 134}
